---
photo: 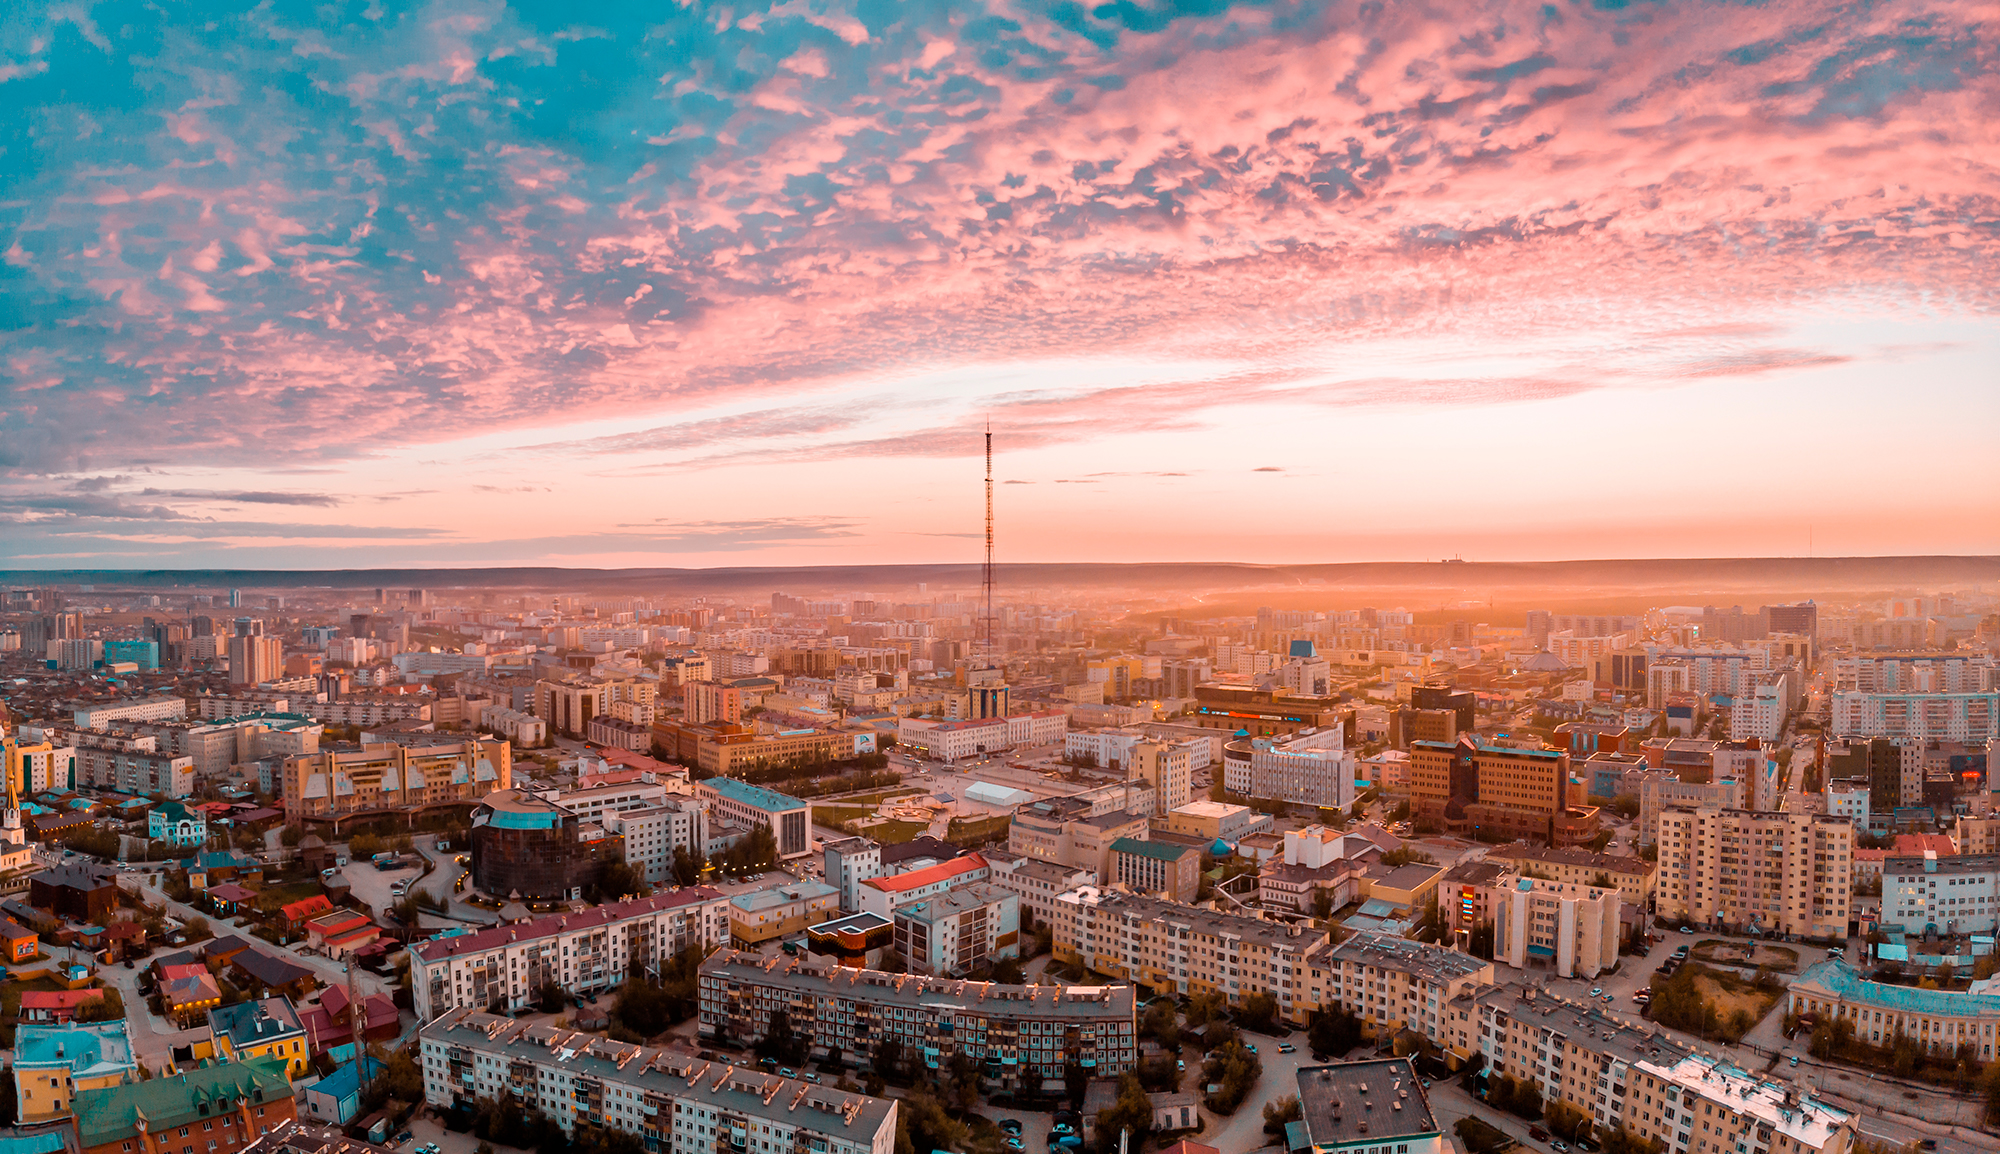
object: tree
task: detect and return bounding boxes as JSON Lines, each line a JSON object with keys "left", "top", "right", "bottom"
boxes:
{"left": 1262, "top": 1094, "right": 1303, "bottom": 1136}
{"left": 0, "top": 1065, "right": 14, "bottom": 1125}
{"left": 1308, "top": 1006, "right": 1362, "bottom": 1057}
{"left": 1093, "top": 1073, "right": 1156, "bottom": 1154}
{"left": 899, "top": 1093, "right": 969, "bottom": 1154}
{"left": 757, "top": 1010, "right": 809, "bottom": 1067}
{"left": 671, "top": 845, "right": 706, "bottom": 888}
{"left": 537, "top": 981, "right": 567, "bottom": 1014}
{"left": 1237, "top": 990, "right": 1279, "bottom": 1033}
{"left": 1185, "top": 990, "right": 1225, "bottom": 1029}
{"left": 1380, "top": 846, "right": 1437, "bottom": 868}
{"left": 1545, "top": 1101, "right": 1591, "bottom": 1142}
{"left": 1141, "top": 1000, "right": 1182, "bottom": 1050}
{"left": 590, "top": 861, "right": 645, "bottom": 902}
{"left": 1310, "top": 888, "right": 1336, "bottom": 920}
{"left": 75, "top": 989, "right": 126, "bottom": 1023}
{"left": 1609, "top": 794, "right": 1641, "bottom": 819}
{"left": 1602, "top": 1127, "right": 1663, "bottom": 1154}
{"left": 943, "top": 1051, "right": 981, "bottom": 1112}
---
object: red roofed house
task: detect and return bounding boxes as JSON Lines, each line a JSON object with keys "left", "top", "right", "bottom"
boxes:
{"left": 300, "top": 984, "right": 402, "bottom": 1056}
{"left": 857, "top": 852, "right": 991, "bottom": 917}
{"left": 305, "top": 909, "right": 379, "bottom": 958}
{"left": 19, "top": 988, "right": 107, "bottom": 1023}
{"left": 278, "top": 895, "right": 334, "bottom": 929}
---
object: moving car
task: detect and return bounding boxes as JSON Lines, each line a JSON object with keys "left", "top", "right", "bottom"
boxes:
{"left": 1553, "top": 1142, "right": 1570, "bottom": 1152}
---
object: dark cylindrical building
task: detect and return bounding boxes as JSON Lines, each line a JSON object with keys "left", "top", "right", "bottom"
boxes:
{"left": 470, "top": 790, "right": 621, "bottom": 901}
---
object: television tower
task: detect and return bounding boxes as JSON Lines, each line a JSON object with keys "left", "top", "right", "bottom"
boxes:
{"left": 970, "top": 423, "right": 1010, "bottom": 721}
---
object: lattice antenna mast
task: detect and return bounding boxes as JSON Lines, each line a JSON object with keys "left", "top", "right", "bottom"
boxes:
{"left": 983, "top": 423, "right": 995, "bottom": 669}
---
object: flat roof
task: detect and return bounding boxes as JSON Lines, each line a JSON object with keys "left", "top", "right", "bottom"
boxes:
{"left": 704, "top": 777, "right": 808, "bottom": 813}
{"left": 1321, "top": 931, "right": 1490, "bottom": 983}
{"left": 1296, "top": 1058, "right": 1438, "bottom": 1147}
{"left": 410, "top": 887, "right": 725, "bottom": 964}
{"left": 700, "top": 949, "right": 1134, "bottom": 1020}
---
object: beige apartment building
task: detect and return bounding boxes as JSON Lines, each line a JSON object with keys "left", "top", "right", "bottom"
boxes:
{"left": 1296, "top": 931, "right": 1493, "bottom": 1042}
{"left": 1654, "top": 806, "right": 1854, "bottom": 939}
{"left": 1623, "top": 1052, "right": 1855, "bottom": 1154}
{"left": 1490, "top": 877, "right": 1621, "bottom": 979}
{"left": 282, "top": 738, "right": 511, "bottom": 826}
{"left": 1487, "top": 843, "right": 1657, "bottom": 910}
{"left": 1438, "top": 985, "right": 1690, "bottom": 1130}
{"left": 1052, "top": 887, "right": 1323, "bottom": 1022}
{"left": 1130, "top": 741, "right": 1192, "bottom": 816}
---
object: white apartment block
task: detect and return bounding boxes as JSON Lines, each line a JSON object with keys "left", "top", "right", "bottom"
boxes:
{"left": 984, "top": 852, "right": 1095, "bottom": 928}
{"left": 1131, "top": 741, "right": 1192, "bottom": 816}
{"left": 1637, "top": 776, "right": 1746, "bottom": 846}
{"left": 822, "top": 837, "right": 883, "bottom": 913}
{"left": 1823, "top": 780, "right": 1870, "bottom": 829}
{"left": 606, "top": 799, "right": 709, "bottom": 887}
{"left": 314, "top": 696, "right": 432, "bottom": 726}
{"left": 1490, "top": 876, "right": 1621, "bottom": 979}
{"left": 1248, "top": 728, "right": 1356, "bottom": 809}
{"left": 418, "top": 1008, "right": 897, "bottom": 1154}
{"left": 1885, "top": 852, "right": 2000, "bottom": 935}
{"left": 409, "top": 889, "right": 731, "bottom": 1020}
{"left": 1654, "top": 807, "right": 1854, "bottom": 940}
{"left": 1730, "top": 678, "right": 1788, "bottom": 741}
{"left": 484, "top": 706, "right": 547, "bottom": 746}
{"left": 72, "top": 696, "right": 188, "bottom": 727}
{"left": 1830, "top": 653, "right": 1997, "bottom": 694}
{"left": 1832, "top": 691, "right": 1999, "bottom": 744}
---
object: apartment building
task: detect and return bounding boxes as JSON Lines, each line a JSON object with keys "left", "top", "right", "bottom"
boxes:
{"left": 823, "top": 838, "right": 884, "bottom": 912}
{"left": 695, "top": 950, "right": 1136, "bottom": 1094}
{"left": 312, "top": 697, "right": 432, "bottom": 727}
{"left": 1130, "top": 741, "right": 1193, "bottom": 816}
{"left": 1830, "top": 653, "right": 1997, "bottom": 694}
{"left": 1490, "top": 877, "right": 1621, "bottom": 979}
{"left": 283, "top": 738, "right": 510, "bottom": 825}
{"left": 604, "top": 799, "right": 708, "bottom": 886}
{"left": 72, "top": 697, "right": 188, "bottom": 727}
{"left": 892, "top": 881, "right": 1019, "bottom": 975}
{"left": 1296, "top": 932, "right": 1493, "bottom": 1042}
{"left": 1438, "top": 985, "right": 1690, "bottom": 1139}
{"left": 684, "top": 680, "right": 744, "bottom": 725}
{"left": 983, "top": 853, "right": 1095, "bottom": 929}
{"left": 418, "top": 1008, "right": 898, "bottom": 1154}
{"left": 1620, "top": 1052, "right": 1854, "bottom": 1154}
{"left": 66, "top": 732, "right": 194, "bottom": 797}
{"left": 1788, "top": 957, "right": 2000, "bottom": 1058}
{"left": 1235, "top": 727, "right": 1356, "bottom": 810}
{"left": 1653, "top": 807, "right": 1854, "bottom": 939}
{"left": 1832, "top": 691, "right": 1999, "bottom": 744}
{"left": 1885, "top": 852, "right": 2000, "bottom": 934}
{"left": 409, "top": 888, "right": 730, "bottom": 1020}
{"left": 1053, "top": 887, "right": 1326, "bottom": 1022}
{"left": 1486, "top": 844, "right": 1657, "bottom": 910}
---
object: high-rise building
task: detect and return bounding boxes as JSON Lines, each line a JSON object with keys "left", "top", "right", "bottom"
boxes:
{"left": 1653, "top": 806, "right": 1854, "bottom": 939}
{"left": 1833, "top": 691, "right": 1999, "bottom": 744}
{"left": 1411, "top": 735, "right": 1598, "bottom": 847}
{"left": 227, "top": 635, "right": 283, "bottom": 687}
{"left": 1763, "top": 601, "right": 1819, "bottom": 640}
{"left": 1129, "top": 740, "right": 1191, "bottom": 815}
{"left": 683, "top": 680, "right": 743, "bottom": 724}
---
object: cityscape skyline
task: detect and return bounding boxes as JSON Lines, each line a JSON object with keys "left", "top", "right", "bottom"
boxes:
{"left": 1, "top": 1, "right": 1996, "bottom": 568}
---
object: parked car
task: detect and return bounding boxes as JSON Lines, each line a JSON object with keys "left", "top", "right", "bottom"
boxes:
{"left": 393, "top": 1134, "right": 413, "bottom": 1146}
{"left": 1553, "top": 1142, "right": 1570, "bottom": 1152}
{"left": 1529, "top": 1129, "right": 1550, "bottom": 1142}
{"left": 804, "top": 1073, "right": 820, "bottom": 1083}
{"left": 1278, "top": 1044, "right": 1296, "bottom": 1053}
{"left": 1006, "top": 1141, "right": 1024, "bottom": 1151}
{"left": 1789, "top": 1056, "right": 1799, "bottom": 1067}
{"left": 1589, "top": 988, "right": 1602, "bottom": 998}
{"left": 779, "top": 1068, "right": 795, "bottom": 1078}
{"left": 1244, "top": 1043, "right": 1257, "bottom": 1054}
{"left": 1000, "top": 1121, "right": 1023, "bottom": 1135}
{"left": 1679, "top": 925, "right": 1693, "bottom": 934}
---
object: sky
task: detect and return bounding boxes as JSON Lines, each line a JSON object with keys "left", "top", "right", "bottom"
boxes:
{"left": 0, "top": 0, "right": 1996, "bottom": 570}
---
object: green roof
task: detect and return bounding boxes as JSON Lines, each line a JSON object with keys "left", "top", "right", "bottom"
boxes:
{"left": 1794, "top": 958, "right": 2000, "bottom": 1018}
{"left": 1110, "top": 837, "right": 1195, "bottom": 863}
{"left": 73, "top": 1055, "right": 292, "bottom": 1149}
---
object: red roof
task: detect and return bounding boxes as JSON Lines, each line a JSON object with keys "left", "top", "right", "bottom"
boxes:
{"left": 207, "top": 883, "right": 258, "bottom": 902}
{"left": 159, "top": 962, "right": 208, "bottom": 983}
{"left": 281, "top": 895, "right": 334, "bottom": 921}
{"left": 862, "top": 852, "right": 988, "bottom": 894}
{"left": 1895, "top": 834, "right": 1956, "bottom": 856}
{"left": 21, "top": 989, "right": 104, "bottom": 1010}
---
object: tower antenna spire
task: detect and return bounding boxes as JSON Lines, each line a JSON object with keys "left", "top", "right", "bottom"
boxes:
{"left": 984, "top": 421, "right": 994, "bottom": 669}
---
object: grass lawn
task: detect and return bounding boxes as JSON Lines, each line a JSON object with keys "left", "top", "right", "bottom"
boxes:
{"left": 946, "top": 815, "right": 1012, "bottom": 843}
{"left": 823, "top": 787, "right": 928, "bottom": 807}
{"left": 1454, "top": 1118, "right": 1518, "bottom": 1154}
{"left": 811, "top": 804, "right": 875, "bottom": 826}
{"left": 868, "top": 820, "right": 932, "bottom": 844}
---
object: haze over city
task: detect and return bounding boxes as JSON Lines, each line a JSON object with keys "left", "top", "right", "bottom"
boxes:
{"left": 3, "top": 10, "right": 2000, "bottom": 1154}
{"left": 2, "top": 0, "right": 1997, "bottom": 566}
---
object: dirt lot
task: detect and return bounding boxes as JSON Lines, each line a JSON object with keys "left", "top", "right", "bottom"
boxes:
{"left": 1692, "top": 939, "right": 1801, "bottom": 972}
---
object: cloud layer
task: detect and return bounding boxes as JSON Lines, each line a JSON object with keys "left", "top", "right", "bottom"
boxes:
{"left": 0, "top": 0, "right": 1995, "bottom": 562}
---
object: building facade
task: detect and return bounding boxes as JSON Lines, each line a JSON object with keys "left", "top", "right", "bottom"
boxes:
{"left": 696, "top": 949, "right": 1135, "bottom": 1093}
{"left": 1295, "top": 931, "right": 1493, "bottom": 1041}
{"left": 1489, "top": 877, "right": 1621, "bottom": 979}
{"left": 1653, "top": 807, "right": 1853, "bottom": 939}
{"left": 419, "top": 1008, "right": 897, "bottom": 1154}
{"left": 409, "top": 889, "right": 730, "bottom": 1021}
{"left": 282, "top": 739, "right": 509, "bottom": 825}
{"left": 1884, "top": 852, "right": 2000, "bottom": 934}
{"left": 693, "top": 778, "right": 812, "bottom": 859}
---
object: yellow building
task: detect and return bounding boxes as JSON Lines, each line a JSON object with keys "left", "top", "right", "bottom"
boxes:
{"left": 208, "top": 995, "right": 311, "bottom": 1077}
{"left": 13, "top": 1022, "right": 137, "bottom": 1122}
{"left": 282, "top": 738, "right": 510, "bottom": 825}
{"left": 1161, "top": 800, "right": 1253, "bottom": 841}
{"left": 1654, "top": 806, "right": 1853, "bottom": 939}
{"left": 727, "top": 881, "right": 841, "bottom": 946}
{"left": 1296, "top": 931, "right": 1492, "bottom": 1041}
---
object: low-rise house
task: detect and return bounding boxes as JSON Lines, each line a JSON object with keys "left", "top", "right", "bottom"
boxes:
{"left": 278, "top": 895, "right": 333, "bottom": 930}
{"left": 228, "top": 948, "right": 318, "bottom": 999}
{"left": 206, "top": 883, "right": 259, "bottom": 917}
{"left": 19, "top": 989, "right": 108, "bottom": 1024}
{"left": 304, "top": 909, "right": 378, "bottom": 958}
{"left": 148, "top": 801, "right": 208, "bottom": 847}
{"left": 29, "top": 864, "right": 117, "bottom": 922}
{"left": 210, "top": 996, "right": 310, "bottom": 1077}
{"left": 0, "top": 918, "right": 41, "bottom": 962}
{"left": 181, "top": 850, "right": 263, "bottom": 890}
{"left": 299, "top": 1058, "right": 381, "bottom": 1126}
{"left": 70, "top": 1054, "right": 296, "bottom": 1154}
{"left": 299, "top": 986, "right": 400, "bottom": 1058}
{"left": 158, "top": 963, "right": 224, "bottom": 1025}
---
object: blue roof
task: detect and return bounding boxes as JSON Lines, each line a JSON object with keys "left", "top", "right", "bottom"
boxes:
{"left": 16, "top": 1022, "right": 135, "bottom": 1079}
{"left": 706, "top": 777, "right": 807, "bottom": 813}
{"left": 1289, "top": 640, "right": 1318, "bottom": 658}
{"left": 1210, "top": 838, "right": 1232, "bottom": 856}
{"left": 311, "top": 1055, "right": 381, "bottom": 1102}
{"left": 0, "top": 1133, "right": 67, "bottom": 1154}
{"left": 1795, "top": 958, "right": 2000, "bottom": 1017}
